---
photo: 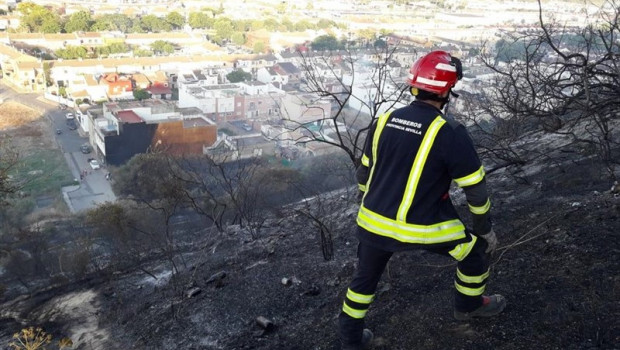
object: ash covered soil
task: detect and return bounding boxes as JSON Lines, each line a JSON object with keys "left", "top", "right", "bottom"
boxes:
{"left": 1, "top": 158, "right": 619, "bottom": 350}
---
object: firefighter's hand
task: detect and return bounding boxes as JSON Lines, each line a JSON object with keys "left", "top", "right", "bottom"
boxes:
{"left": 481, "top": 229, "right": 498, "bottom": 254}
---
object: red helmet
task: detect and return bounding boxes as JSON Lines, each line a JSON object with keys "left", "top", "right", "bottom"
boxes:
{"left": 406, "top": 51, "right": 461, "bottom": 95}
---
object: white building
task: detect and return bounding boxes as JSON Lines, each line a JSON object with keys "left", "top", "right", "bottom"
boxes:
{"left": 178, "top": 82, "right": 241, "bottom": 116}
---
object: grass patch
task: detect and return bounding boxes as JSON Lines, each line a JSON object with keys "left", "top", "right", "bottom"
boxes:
{"left": 10, "top": 149, "right": 74, "bottom": 197}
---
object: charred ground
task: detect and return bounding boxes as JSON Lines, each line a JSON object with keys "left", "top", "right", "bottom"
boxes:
{"left": 2, "top": 150, "right": 618, "bottom": 350}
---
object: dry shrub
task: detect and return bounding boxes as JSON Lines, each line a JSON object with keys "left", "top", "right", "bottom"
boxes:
{"left": 25, "top": 205, "right": 70, "bottom": 224}
{"left": 0, "top": 101, "right": 55, "bottom": 152}
{"left": 0, "top": 101, "right": 41, "bottom": 130}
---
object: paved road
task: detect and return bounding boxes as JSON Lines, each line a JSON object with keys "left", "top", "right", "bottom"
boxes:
{"left": 0, "top": 81, "right": 117, "bottom": 213}
{"left": 62, "top": 153, "right": 117, "bottom": 213}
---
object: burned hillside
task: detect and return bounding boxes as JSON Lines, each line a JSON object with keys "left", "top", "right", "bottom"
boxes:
{"left": 0, "top": 130, "right": 618, "bottom": 349}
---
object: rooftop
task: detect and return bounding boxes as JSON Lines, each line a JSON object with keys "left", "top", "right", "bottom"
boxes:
{"left": 183, "top": 117, "right": 214, "bottom": 128}
{"left": 116, "top": 110, "right": 144, "bottom": 124}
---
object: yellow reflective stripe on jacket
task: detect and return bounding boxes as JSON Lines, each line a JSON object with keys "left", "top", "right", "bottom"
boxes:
{"left": 454, "top": 166, "right": 485, "bottom": 187}
{"left": 357, "top": 205, "right": 466, "bottom": 244}
{"left": 449, "top": 235, "right": 477, "bottom": 261}
{"left": 454, "top": 281, "right": 486, "bottom": 296}
{"left": 346, "top": 289, "right": 374, "bottom": 304}
{"left": 397, "top": 116, "right": 446, "bottom": 222}
{"left": 468, "top": 198, "right": 491, "bottom": 215}
{"left": 358, "top": 183, "right": 367, "bottom": 192}
{"left": 364, "top": 112, "right": 392, "bottom": 199}
{"left": 361, "top": 154, "right": 370, "bottom": 167}
{"left": 342, "top": 302, "right": 368, "bottom": 319}
{"left": 457, "top": 267, "right": 490, "bottom": 284}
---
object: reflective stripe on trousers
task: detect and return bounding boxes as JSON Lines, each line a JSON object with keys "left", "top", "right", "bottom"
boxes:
{"left": 339, "top": 235, "right": 490, "bottom": 344}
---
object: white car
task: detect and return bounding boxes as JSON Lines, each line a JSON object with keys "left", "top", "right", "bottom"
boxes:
{"left": 89, "top": 159, "right": 101, "bottom": 170}
{"left": 66, "top": 112, "right": 74, "bottom": 120}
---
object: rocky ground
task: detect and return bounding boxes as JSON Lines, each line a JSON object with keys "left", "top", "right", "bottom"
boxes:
{"left": 2, "top": 150, "right": 618, "bottom": 350}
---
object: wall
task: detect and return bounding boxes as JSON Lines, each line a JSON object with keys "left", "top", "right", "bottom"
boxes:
{"left": 104, "top": 122, "right": 157, "bottom": 166}
{"left": 151, "top": 120, "right": 217, "bottom": 156}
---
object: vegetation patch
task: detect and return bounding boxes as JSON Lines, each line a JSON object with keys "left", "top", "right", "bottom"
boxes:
{"left": 13, "top": 149, "right": 74, "bottom": 196}
{"left": 0, "top": 101, "right": 71, "bottom": 219}
{"left": 0, "top": 101, "right": 41, "bottom": 129}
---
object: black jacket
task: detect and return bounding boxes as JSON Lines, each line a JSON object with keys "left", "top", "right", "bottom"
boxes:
{"left": 356, "top": 101, "right": 492, "bottom": 252}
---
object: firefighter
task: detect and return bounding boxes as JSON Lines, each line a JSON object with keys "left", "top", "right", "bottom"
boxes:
{"left": 338, "top": 51, "right": 506, "bottom": 349}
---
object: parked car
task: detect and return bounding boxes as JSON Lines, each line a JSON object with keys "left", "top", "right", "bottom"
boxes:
{"left": 89, "top": 159, "right": 101, "bottom": 170}
{"left": 80, "top": 144, "right": 91, "bottom": 154}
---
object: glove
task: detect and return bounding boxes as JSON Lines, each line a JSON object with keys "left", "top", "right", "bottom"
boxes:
{"left": 480, "top": 229, "right": 498, "bottom": 254}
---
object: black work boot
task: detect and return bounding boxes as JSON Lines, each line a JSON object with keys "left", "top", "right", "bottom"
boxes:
{"left": 341, "top": 328, "right": 373, "bottom": 350}
{"left": 454, "top": 294, "right": 506, "bottom": 321}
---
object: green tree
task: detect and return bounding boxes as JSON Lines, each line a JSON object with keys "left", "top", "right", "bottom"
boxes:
{"left": 233, "top": 19, "right": 251, "bottom": 32}
{"left": 133, "top": 88, "right": 150, "bottom": 100}
{"left": 55, "top": 45, "right": 88, "bottom": 59}
{"left": 358, "top": 29, "right": 377, "bottom": 42}
{"left": 276, "top": 2, "right": 287, "bottom": 13}
{"left": 374, "top": 38, "right": 387, "bottom": 48}
{"left": 214, "top": 19, "right": 234, "bottom": 44}
{"left": 165, "top": 11, "right": 185, "bottom": 29}
{"left": 494, "top": 38, "right": 527, "bottom": 62}
{"left": 311, "top": 35, "right": 342, "bottom": 51}
{"left": 16, "top": 2, "right": 45, "bottom": 14}
{"left": 316, "top": 19, "right": 335, "bottom": 29}
{"left": 133, "top": 48, "right": 154, "bottom": 57}
{"left": 150, "top": 40, "right": 175, "bottom": 55}
{"left": 130, "top": 21, "right": 145, "bottom": 33}
{"left": 263, "top": 18, "right": 279, "bottom": 31}
{"left": 91, "top": 14, "right": 133, "bottom": 32}
{"left": 226, "top": 69, "right": 252, "bottom": 83}
{"left": 96, "top": 45, "right": 111, "bottom": 57}
{"left": 231, "top": 32, "right": 245, "bottom": 46}
{"left": 42, "top": 61, "right": 52, "bottom": 86}
{"left": 40, "top": 18, "right": 61, "bottom": 33}
{"left": 137, "top": 14, "right": 172, "bottom": 32}
{"left": 188, "top": 12, "right": 213, "bottom": 29}
{"left": 250, "top": 20, "right": 264, "bottom": 30}
{"left": 18, "top": 3, "right": 61, "bottom": 33}
{"left": 107, "top": 42, "right": 130, "bottom": 54}
{"left": 253, "top": 41, "right": 265, "bottom": 54}
{"left": 281, "top": 18, "right": 294, "bottom": 31}
{"left": 294, "top": 20, "right": 313, "bottom": 31}
{"left": 64, "top": 10, "right": 92, "bottom": 32}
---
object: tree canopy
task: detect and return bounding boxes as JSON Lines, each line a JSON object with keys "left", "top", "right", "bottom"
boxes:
{"left": 18, "top": 3, "right": 61, "bottom": 33}
{"left": 9, "top": 5, "right": 343, "bottom": 37}
{"left": 150, "top": 40, "right": 175, "bottom": 55}
{"left": 226, "top": 69, "right": 252, "bottom": 83}
{"left": 91, "top": 14, "right": 133, "bottom": 32}
{"left": 133, "top": 88, "right": 151, "bottom": 100}
{"left": 64, "top": 10, "right": 92, "bottom": 33}
{"left": 311, "top": 35, "right": 345, "bottom": 51}
{"left": 165, "top": 11, "right": 185, "bottom": 30}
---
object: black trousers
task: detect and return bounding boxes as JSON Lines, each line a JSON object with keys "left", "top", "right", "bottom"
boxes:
{"left": 338, "top": 236, "right": 490, "bottom": 345}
